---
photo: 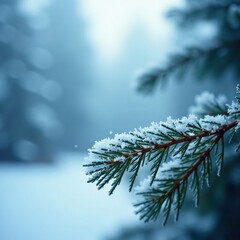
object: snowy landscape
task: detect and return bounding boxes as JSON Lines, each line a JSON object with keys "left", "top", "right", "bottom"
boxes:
{"left": 0, "top": 153, "right": 138, "bottom": 240}
{"left": 1, "top": 0, "right": 239, "bottom": 239}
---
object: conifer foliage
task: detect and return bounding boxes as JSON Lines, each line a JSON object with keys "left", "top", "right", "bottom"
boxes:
{"left": 137, "top": 0, "right": 240, "bottom": 93}
{"left": 84, "top": 0, "right": 240, "bottom": 226}
{"left": 85, "top": 87, "right": 240, "bottom": 224}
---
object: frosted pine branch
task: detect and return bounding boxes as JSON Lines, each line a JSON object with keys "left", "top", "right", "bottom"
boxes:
{"left": 84, "top": 86, "right": 240, "bottom": 224}
{"left": 134, "top": 133, "right": 223, "bottom": 223}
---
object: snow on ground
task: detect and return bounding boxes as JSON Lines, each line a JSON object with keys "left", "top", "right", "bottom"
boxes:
{"left": 0, "top": 153, "right": 138, "bottom": 240}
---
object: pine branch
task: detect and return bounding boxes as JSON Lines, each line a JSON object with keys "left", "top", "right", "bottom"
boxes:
{"left": 135, "top": 39, "right": 240, "bottom": 93}
{"left": 84, "top": 85, "right": 240, "bottom": 224}
{"left": 85, "top": 117, "right": 235, "bottom": 192}
{"left": 134, "top": 134, "right": 221, "bottom": 223}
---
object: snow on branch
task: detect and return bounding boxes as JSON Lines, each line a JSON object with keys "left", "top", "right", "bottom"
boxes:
{"left": 84, "top": 86, "right": 240, "bottom": 224}
{"left": 189, "top": 91, "right": 227, "bottom": 117}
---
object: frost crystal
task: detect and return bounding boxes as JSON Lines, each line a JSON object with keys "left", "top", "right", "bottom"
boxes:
{"left": 227, "top": 101, "right": 240, "bottom": 115}
{"left": 235, "top": 121, "right": 240, "bottom": 132}
{"left": 201, "top": 115, "right": 228, "bottom": 131}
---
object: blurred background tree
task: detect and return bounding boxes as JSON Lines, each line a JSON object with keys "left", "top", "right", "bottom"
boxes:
{"left": 0, "top": 0, "right": 93, "bottom": 162}
{"left": 44, "top": 0, "right": 93, "bottom": 152}
{"left": 104, "top": 0, "right": 240, "bottom": 239}
{"left": 0, "top": 0, "right": 60, "bottom": 162}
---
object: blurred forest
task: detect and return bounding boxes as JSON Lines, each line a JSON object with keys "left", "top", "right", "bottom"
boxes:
{"left": 0, "top": 0, "right": 92, "bottom": 162}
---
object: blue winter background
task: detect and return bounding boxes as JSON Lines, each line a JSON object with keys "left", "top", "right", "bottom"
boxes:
{"left": 0, "top": 0, "right": 236, "bottom": 240}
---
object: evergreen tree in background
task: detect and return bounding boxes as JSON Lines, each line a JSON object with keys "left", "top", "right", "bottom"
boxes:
{"left": 45, "top": 0, "right": 93, "bottom": 151}
{"left": 0, "top": 0, "right": 92, "bottom": 161}
{"left": 137, "top": 0, "right": 240, "bottom": 93}
{"left": 0, "top": 0, "right": 61, "bottom": 162}
{"left": 84, "top": 0, "right": 240, "bottom": 239}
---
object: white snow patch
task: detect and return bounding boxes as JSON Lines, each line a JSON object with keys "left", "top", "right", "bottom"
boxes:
{"left": 189, "top": 91, "right": 227, "bottom": 116}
